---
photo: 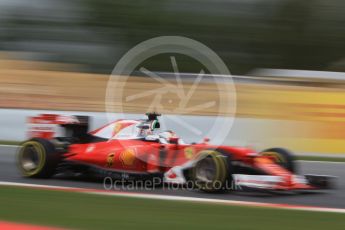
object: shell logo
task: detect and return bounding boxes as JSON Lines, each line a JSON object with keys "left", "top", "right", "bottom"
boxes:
{"left": 120, "top": 149, "right": 136, "bottom": 166}
{"left": 184, "top": 147, "right": 195, "bottom": 159}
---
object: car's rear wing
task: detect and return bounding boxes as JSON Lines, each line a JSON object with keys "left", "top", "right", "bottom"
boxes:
{"left": 27, "top": 114, "right": 89, "bottom": 140}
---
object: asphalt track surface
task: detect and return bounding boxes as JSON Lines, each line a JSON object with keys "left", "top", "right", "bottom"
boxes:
{"left": 1, "top": 146, "right": 344, "bottom": 209}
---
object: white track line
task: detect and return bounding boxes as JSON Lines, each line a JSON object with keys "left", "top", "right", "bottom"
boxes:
{"left": 0, "top": 145, "right": 19, "bottom": 148}
{"left": 1, "top": 181, "right": 344, "bottom": 214}
{"left": 298, "top": 160, "right": 345, "bottom": 164}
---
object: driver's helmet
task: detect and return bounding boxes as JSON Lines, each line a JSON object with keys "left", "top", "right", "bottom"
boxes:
{"left": 136, "top": 121, "right": 155, "bottom": 137}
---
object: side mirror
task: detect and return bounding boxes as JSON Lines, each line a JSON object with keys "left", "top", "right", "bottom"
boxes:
{"left": 169, "top": 137, "right": 179, "bottom": 144}
{"left": 203, "top": 137, "right": 210, "bottom": 144}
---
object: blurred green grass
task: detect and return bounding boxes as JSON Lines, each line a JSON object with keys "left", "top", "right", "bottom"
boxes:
{"left": 297, "top": 156, "right": 345, "bottom": 162}
{"left": 0, "top": 186, "right": 344, "bottom": 230}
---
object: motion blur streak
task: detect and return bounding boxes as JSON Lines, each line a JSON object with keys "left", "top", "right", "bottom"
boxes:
{"left": 2, "top": 56, "right": 345, "bottom": 153}
{"left": 0, "top": 1, "right": 344, "bottom": 74}
{"left": 1, "top": 1, "right": 345, "bottom": 155}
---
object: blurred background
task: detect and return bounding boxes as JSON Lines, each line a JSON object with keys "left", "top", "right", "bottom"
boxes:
{"left": 1, "top": 0, "right": 345, "bottom": 73}
{"left": 1, "top": 0, "right": 345, "bottom": 154}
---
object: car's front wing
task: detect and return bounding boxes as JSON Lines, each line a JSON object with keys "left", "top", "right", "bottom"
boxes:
{"left": 233, "top": 174, "right": 336, "bottom": 191}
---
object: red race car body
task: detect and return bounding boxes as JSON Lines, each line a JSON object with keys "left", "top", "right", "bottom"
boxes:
{"left": 18, "top": 113, "right": 335, "bottom": 192}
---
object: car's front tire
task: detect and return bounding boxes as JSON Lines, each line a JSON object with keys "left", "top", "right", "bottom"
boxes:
{"left": 192, "top": 150, "right": 232, "bottom": 192}
{"left": 17, "top": 138, "right": 60, "bottom": 178}
{"left": 260, "top": 148, "right": 296, "bottom": 173}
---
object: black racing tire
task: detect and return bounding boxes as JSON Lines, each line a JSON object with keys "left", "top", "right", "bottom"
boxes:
{"left": 17, "top": 138, "right": 60, "bottom": 178}
{"left": 192, "top": 149, "right": 233, "bottom": 192}
{"left": 260, "top": 148, "right": 296, "bottom": 173}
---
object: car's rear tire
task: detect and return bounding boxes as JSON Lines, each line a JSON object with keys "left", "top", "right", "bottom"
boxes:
{"left": 260, "top": 148, "right": 296, "bottom": 173}
{"left": 192, "top": 149, "right": 232, "bottom": 192}
{"left": 17, "top": 138, "right": 60, "bottom": 178}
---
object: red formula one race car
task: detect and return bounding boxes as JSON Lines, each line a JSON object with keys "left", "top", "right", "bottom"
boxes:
{"left": 18, "top": 113, "right": 335, "bottom": 192}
